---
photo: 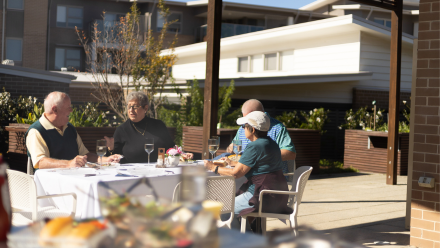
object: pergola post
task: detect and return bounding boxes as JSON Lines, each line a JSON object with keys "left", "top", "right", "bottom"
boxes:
{"left": 202, "top": 0, "right": 222, "bottom": 159}
{"left": 351, "top": 0, "right": 403, "bottom": 185}
{"left": 386, "top": 0, "right": 403, "bottom": 185}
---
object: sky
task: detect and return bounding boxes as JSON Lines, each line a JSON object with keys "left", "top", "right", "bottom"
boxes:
{"left": 171, "top": 0, "right": 317, "bottom": 9}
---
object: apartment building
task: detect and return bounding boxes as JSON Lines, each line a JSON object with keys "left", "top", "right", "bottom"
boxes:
{"left": 0, "top": 0, "right": 331, "bottom": 72}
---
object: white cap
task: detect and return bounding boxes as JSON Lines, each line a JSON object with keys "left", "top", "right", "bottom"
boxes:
{"left": 236, "top": 111, "right": 270, "bottom": 131}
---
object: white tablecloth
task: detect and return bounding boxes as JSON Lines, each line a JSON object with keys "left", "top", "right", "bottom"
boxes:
{"left": 34, "top": 162, "right": 247, "bottom": 219}
{"left": 34, "top": 164, "right": 183, "bottom": 219}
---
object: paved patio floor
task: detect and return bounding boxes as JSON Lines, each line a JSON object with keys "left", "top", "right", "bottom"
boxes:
{"left": 267, "top": 172, "right": 411, "bottom": 248}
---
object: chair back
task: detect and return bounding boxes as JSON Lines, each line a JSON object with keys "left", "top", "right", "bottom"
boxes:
{"left": 205, "top": 176, "right": 235, "bottom": 214}
{"left": 172, "top": 176, "right": 235, "bottom": 214}
{"left": 6, "top": 169, "right": 37, "bottom": 211}
{"left": 289, "top": 166, "right": 312, "bottom": 207}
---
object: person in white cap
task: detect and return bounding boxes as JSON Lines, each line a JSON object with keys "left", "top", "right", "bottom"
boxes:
{"left": 204, "top": 111, "right": 291, "bottom": 231}
{"left": 225, "top": 99, "right": 296, "bottom": 174}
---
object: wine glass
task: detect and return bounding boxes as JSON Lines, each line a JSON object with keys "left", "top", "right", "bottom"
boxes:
{"left": 96, "top": 139, "right": 107, "bottom": 168}
{"left": 208, "top": 139, "right": 219, "bottom": 160}
{"left": 144, "top": 138, "right": 154, "bottom": 164}
{"left": 232, "top": 139, "right": 242, "bottom": 161}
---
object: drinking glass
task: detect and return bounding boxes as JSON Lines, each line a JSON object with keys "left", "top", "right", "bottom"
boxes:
{"left": 232, "top": 139, "right": 242, "bottom": 161}
{"left": 144, "top": 138, "right": 154, "bottom": 164}
{"left": 96, "top": 139, "right": 107, "bottom": 168}
{"left": 208, "top": 139, "right": 219, "bottom": 160}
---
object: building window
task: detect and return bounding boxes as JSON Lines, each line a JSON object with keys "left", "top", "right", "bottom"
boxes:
{"left": 55, "top": 48, "right": 81, "bottom": 71}
{"left": 5, "top": 38, "right": 22, "bottom": 62}
{"left": 7, "top": 0, "right": 23, "bottom": 10}
{"left": 374, "top": 18, "right": 391, "bottom": 28}
{"left": 57, "top": 6, "right": 83, "bottom": 29}
{"left": 238, "top": 56, "right": 251, "bottom": 72}
{"left": 157, "top": 11, "right": 182, "bottom": 33}
{"left": 264, "top": 53, "right": 278, "bottom": 71}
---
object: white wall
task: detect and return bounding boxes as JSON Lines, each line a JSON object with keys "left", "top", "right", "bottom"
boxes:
{"left": 172, "top": 31, "right": 361, "bottom": 80}
{"left": 358, "top": 32, "right": 413, "bottom": 92}
{"left": 171, "top": 29, "right": 413, "bottom": 104}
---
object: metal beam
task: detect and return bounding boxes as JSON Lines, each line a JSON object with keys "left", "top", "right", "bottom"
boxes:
{"left": 386, "top": 0, "right": 402, "bottom": 185}
{"left": 350, "top": 0, "right": 396, "bottom": 11}
{"left": 202, "top": 0, "right": 222, "bottom": 159}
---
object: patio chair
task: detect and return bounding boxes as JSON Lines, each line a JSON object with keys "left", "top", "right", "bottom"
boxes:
{"left": 240, "top": 166, "right": 313, "bottom": 236}
{"left": 172, "top": 176, "right": 235, "bottom": 229}
{"left": 6, "top": 169, "right": 77, "bottom": 226}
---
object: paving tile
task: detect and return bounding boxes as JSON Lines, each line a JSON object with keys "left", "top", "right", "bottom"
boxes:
{"left": 266, "top": 173, "right": 410, "bottom": 248}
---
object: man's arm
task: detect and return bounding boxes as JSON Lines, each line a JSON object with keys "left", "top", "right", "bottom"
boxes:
{"left": 281, "top": 149, "right": 296, "bottom": 161}
{"left": 38, "top": 155, "right": 88, "bottom": 169}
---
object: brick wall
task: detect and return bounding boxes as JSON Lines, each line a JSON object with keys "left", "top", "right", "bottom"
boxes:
{"left": 410, "top": 0, "right": 440, "bottom": 247}
{"left": 0, "top": 73, "right": 69, "bottom": 100}
{"left": 22, "top": 0, "right": 48, "bottom": 70}
{"left": 69, "top": 87, "right": 101, "bottom": 103}
{"left": 353, "top": 88, "right": 412, "bottom": 111}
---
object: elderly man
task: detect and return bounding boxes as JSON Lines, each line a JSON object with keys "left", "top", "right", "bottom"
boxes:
{"left": 25, "top": 92, "right": 120, "bottom": 169}
{"left": 226, "top": 99, "right": 296, "bottom": 173}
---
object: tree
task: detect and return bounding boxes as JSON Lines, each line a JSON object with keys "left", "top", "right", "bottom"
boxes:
{"left": 76, "top": 0, "right": 178, "bottom": 121}
{"left": 132, "top": 1, "right": 178, "bottom": 119}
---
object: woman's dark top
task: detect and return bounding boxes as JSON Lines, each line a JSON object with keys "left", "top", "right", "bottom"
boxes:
{"left": 113, "top": 116, "right": 175, "bottom": 164}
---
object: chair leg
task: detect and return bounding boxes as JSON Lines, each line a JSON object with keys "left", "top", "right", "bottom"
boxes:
{"left": 261, "top": 217, "right": 267, "bottom": 236}
{"left": 240, "top": 217, "right": 247, "bottom": 233}
{"left": 286, "top": 219, "right": 291, "bottom": 231}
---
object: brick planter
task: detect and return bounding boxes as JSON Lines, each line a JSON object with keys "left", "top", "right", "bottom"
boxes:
{"left": 5, "top": 123, "right": 176, "bottom": 172}
{"left": 182, "top": 126, "right": 320, "bottom": 173}
{"left": 343, "top": 129, "right": 409, "bottom": 175}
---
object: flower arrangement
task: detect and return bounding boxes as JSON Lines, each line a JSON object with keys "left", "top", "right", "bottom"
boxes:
{"left": 166, "top": 146, "right": 184, "bottom": 157}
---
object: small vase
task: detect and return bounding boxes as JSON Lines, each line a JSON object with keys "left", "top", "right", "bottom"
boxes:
{"left": 167, "top": 156, "right": 180, "bottom": 167}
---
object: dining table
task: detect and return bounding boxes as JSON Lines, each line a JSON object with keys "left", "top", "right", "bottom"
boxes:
{"left": 34, "top": 162, "right": 246, "bottom": 219}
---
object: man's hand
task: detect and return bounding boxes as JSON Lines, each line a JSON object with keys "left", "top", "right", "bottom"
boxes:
{"left": 68, "top": 155, "right": 87, "bottom": 168}
{"left": 104, "top": 136, "right": 114, "bottom": 151}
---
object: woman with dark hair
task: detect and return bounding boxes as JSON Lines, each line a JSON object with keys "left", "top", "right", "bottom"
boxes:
{"left": 106, "top": 91, "right": 181, "bottom": 163}
{"left": 204, "top": 111, "right": 291, "bottom": 229}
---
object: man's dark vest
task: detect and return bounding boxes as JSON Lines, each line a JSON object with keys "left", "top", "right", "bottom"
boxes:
{"left": 25, "top": 120, "right": 79, "bottom": 161}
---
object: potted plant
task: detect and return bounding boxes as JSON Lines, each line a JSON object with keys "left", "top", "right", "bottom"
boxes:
{"left": 166, "top": 146, "right": 184, "bottom": 166}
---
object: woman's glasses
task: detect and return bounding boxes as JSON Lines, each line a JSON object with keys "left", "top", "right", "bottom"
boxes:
{"left": 127, "top": 105, "right": 141, "bottom": 111}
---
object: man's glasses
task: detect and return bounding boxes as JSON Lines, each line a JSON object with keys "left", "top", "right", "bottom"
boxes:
{"left": 127, "top": 105, "right": 141, "bottom": 111}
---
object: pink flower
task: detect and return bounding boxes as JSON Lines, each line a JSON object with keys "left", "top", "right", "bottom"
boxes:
{"left": 167, "top": 146, "right": 183, "bottom": 156}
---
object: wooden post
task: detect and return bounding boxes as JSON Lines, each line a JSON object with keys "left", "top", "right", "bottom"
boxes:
{"left": 386, "top": 0, "right": 402, "bottom": 185}
{"left": 202, "top": 0, "right": 222, "bottom": 159}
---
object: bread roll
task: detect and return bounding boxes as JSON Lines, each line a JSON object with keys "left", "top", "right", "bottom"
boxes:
{"left": 213, "top": 160, "right": 227, "bottom": 167}
{"left": 40, "top": 217, "right": 73, "bottom": 239}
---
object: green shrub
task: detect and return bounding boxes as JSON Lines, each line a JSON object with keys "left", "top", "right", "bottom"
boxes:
{"left": 319, "top": 159, "right": 359, "bottom": 174}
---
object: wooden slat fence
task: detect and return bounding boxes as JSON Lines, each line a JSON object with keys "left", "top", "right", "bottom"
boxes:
{"left": 343, "top": 130, "right": 408, "bottom": 175}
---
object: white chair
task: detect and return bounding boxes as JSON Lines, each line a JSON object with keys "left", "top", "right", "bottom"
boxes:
{"left": 6, "top": 169, "right": 77, "bottom": 226}
{"left": 240, "top": 166, "right": 313, "bottom": 236}
{"left": 173, "top": 176, "right": 236, "bottom": 229}
{"left": 27, "top": 157, "right": 34, "bottom": 176}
